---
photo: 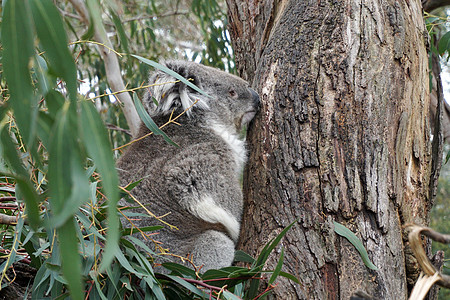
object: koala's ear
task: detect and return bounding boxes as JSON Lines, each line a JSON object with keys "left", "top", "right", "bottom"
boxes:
{"left": 145, "top": 62, "right": 209, "bottom": 117}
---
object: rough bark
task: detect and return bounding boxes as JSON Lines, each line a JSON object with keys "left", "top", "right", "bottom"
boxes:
{"left": 227, "top": 0, "right": 440, "bottom": 299}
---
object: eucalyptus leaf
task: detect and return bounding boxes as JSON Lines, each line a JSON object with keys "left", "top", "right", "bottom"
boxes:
{"left": 110, "top": 9, "right": 129, "bottom": 53}
{"left": 57, "top": 219, "right": 83, "bottom": 300}
{"left": 2, "top": 0, "right": 37, "bottom": 146}
{"left": 79, "top": 100, "right": 120, "bottom": 271}
{"left": 34, "top": 55, "right": 53, "bottom": 95}
{"left": 164, "top": 275, "right": 209, "bottom": 298}
{"left": 233, "top": 250, "right": 255, "bottom": 264}
{"left": 333, "top": 221, "right": 378, "bottom": 270}
{"left": 0, "top": 129, "right": 40, "bottom": 229}
{"left": 132, "top": 55, "right": 211, "bottom": 98}
{"left": 438, "top": 31, "right": 450, "bottom": 56}
{"left": 268, "top": 247, "right": 284, "bottom": 285}
{"left": 133, "top": 93, "right": 179, "bottom": 147}
{"left": 29, "top": 0, "right": 78, "bottom": 101}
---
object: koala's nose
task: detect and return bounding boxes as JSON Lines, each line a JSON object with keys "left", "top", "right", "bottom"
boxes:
{"left": 249, "top": 88, "right": 260, "bottom": 107}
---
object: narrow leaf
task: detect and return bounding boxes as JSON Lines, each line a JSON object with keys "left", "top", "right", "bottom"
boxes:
{"left": 438, "top": 31, "right": 450, "bottom": 55}
{"left": 132, "top": 55, "right": 211, "bottom": 98}
{"left": 161, "top": 263, "right": 197, "bottom": 278}
{"left": 110, "top": 9, "right": 129, "bottom": 53}
{"left": 222, "top": 290, "right": 241, "bottom": 300}
{"left": 0, "top": 129, "right": 40, "bottom": 229}
{"left": 164, "top": 275, "right": 209, "bottom": 298}
{"left": 2, "top": 0, "right": 37, "bottom": 145}
{"left": 79, "top": 100, "right": 120, "bottom": 271}
{"left": 29, "top": 0, "right": 78, "bottom": 101}
{"left": 268, "top": 247, "right": 284, "bottom": 285}
{"left": 254, "top": 220, "right": 297, "bottom": 268}
{"left": 247, "top": 220, "right": 297, "bottom": 298}
{"left": 33, "top": 55, "right": 53, "bottom": 95}
{"left": 133, "top": 93, "right": 178, "bottom": 147}
{"left": 233, "top": 250, "right": 255, "bottom": 264}
{"left": 278, "top": 271, "right": 301, "bottom": 284}
{"left": 58, "top": 218, "right": 83, "bottom": 300}
{"left": 47, "top": 101, "right": 75, "bottom": 214}
{"left": 333, "top": 221, "right": 378, "bottom": 270}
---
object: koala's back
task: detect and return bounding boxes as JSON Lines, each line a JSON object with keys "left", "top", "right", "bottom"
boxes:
{"left": 117, "top": 118, "right": 243, "bottom": 269}
{"left": 118, "top": 60, "right": 259, "bottom": 272}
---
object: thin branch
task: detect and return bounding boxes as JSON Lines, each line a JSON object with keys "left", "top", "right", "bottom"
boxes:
{"left": 121, "top": 11, "right": 189, "bottom": 23}
{"left": 113, "top": 99, "right": 198, "bottom": 151}
{"left": 406, "top": 224, "right": 450, "bottom": 290}
{"left": 0, "top": 197, "right": 16, "bottom": 202}
{"left": 69, "top": 0, "right": 140, "bottom": 137}
{"left": 0, "top": 214, "right": 20, "bottom": 225}
{"left": 106, "top": 124, "right": 132, "bottom": 136}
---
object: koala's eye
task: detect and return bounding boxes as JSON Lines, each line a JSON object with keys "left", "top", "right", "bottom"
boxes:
{"left": 229, "top": 89, "right": 238, "bottom": 99}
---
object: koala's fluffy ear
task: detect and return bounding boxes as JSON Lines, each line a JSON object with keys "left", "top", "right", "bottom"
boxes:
{"left": 145, "top": 61, "right": 209, "bottom": 117}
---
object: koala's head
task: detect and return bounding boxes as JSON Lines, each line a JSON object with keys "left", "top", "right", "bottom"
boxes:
{"left": 144, "top": 60, "right": 260, "bottom": 132}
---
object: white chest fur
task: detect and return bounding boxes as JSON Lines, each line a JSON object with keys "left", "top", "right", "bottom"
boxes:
{"left": 209, "top": 122, "right": 247, "bottom": 173}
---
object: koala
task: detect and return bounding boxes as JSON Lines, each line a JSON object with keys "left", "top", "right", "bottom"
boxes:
{"left": 117, "top": 60, "right": 260, "bottom": 271}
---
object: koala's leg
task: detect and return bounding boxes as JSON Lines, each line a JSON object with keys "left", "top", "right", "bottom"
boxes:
{"left": 191, "top": 230, "right": 235, "bottom": 271}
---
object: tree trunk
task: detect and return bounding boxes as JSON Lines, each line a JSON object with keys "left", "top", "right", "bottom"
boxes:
{"left": 226, "top": 0, "right": 442, "bottom": 299}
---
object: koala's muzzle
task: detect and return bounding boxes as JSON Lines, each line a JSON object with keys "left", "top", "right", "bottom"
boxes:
{"left": 240, "top": 88, "right": 260, "bottom": 128}
{"left": 249, "top": 88, "right": 260, "bottom": 108}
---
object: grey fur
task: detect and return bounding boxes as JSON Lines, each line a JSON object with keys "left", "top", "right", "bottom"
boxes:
{"left": 117, "top": 60, "right": 260, "bottom": 271}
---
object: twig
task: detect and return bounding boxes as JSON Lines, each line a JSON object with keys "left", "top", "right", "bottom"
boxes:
{"left": 182, "top": 277, "right": 226, "bottom": 292}
{"left": 0, "top": 203, "right": 18, "bottom": 209}
{"left": 106, "top": 124, "right": 132, "bottom": 136}
{"left": 406, "top": 224, "right": 450, "bottom": 300}
{"left": 69, "top": 0, "right": 140, "bottom": 137}
{"left": 113, "top": 99, "right": 198, "bottom": 151}
{"left": 118, "top": 186, "right": 177, "bottom": 230}
{"left": 0, "top": 197, "right": 16, "bottom": 202}
{"left": 0, "top": 213, "right": 20, "bottom": 225}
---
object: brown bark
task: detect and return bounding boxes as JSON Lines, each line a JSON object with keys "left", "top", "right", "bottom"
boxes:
{"left": 227, "top": 0, "right": 441, "bottom": 299}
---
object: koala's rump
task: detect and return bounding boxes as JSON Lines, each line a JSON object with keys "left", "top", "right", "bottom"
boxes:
{"left": 117, "top": 129, "right": 243, "bottom": 259}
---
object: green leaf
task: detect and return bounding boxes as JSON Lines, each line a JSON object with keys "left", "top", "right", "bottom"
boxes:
{"left": 0, "top": 217, "right": 25, "bottom": 282}
{"left": 233, "top": 250, "right": 255, "bottom": 264}
{"left": 253, "top": 220, "right": 297, "bottom": 268}
{"left": 222, "top": 290, "right": 241, "bottom": 300}
{"left": 247, "top": 220, "right": 297, "bottom": 299}
{"left": 133, "top": 93, "right": 179, "bottom": 147}
{"left": 57, "top": 218, "right": 83, "bottom": 300}
{"left": 123, "top": 178, "right": 143, "bottom": 191}
{"left": 79, "top": 100, "right": 120, "bottom": 271}
{"left": 2, "top": 0, "right": 37, "bottom": 145}
{"left": 333, "top": 221, "right": 378, "bottom": 270}
{"left": 278, "top": 271, "right": 301, "bottom": 284}
{"left": 33, "top": 55, "right": 53, "bottom": 95}
{"left": 110, "top": 9, "right": 129, "bottom": 53}
{"left": 0, "top": 129, "right": 40, "bottom": 229}
{"left": 29, "top": 0, "right": 78, "bottom": 101}
{"left": 114, "top": 250, "right": 139, "bottom": 275}
{"left": 438, "top": 31, "right": 450, "bottom": 56}
{"left": 132, "top": 55, "right": 211, "bottom": 98}
{"left": 268, "top": 247, "right": 284, "bottom": 285}
{"left": 121, "top": 225, "right": 164, "bottom": 236}
{"left": 161, "top": 263, "right": 197, "bottom": 278}
{"left": 44, "top": 97, "right": 89, "bottom": 228}
{"left": 164, "top": 275, "right": 209, "bottom": 298}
